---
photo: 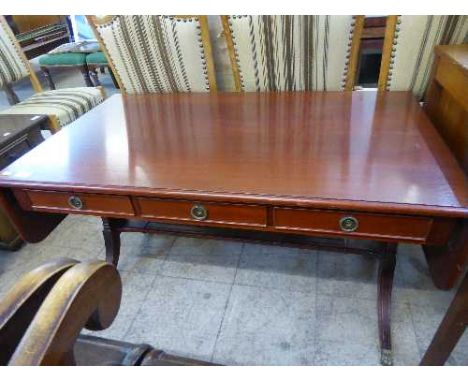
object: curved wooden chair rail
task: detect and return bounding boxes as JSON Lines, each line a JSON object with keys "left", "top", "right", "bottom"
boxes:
{"left": 0, "top": 258, "right": 217, "bottom": 366}
{"left": 0, "top": 258, "right": 122, "bottom": 365}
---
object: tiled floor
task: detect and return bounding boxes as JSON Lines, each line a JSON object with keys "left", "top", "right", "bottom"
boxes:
{"left": 1, "top": 215, "right": 467, "bottom": 366}
{"left": 0, "top": 68, "right": 467, "bottom": 366}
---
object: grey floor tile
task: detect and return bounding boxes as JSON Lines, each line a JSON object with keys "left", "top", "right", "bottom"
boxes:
{"left": 315, "top": 294, "right": 420, "bottom": 365}
{"left": 124, "top": 275, "right": 231, "bottom": 361}
{"left": 117, "top": 234, "right": 175, "bottom": 274}
{"left": 161, "top": 237, "right": 242, "bottom": 283}
{"left": 212, "top": 284, "right": 315, "bottom": 365}
{"left": 452, "top": 331, "right": 468, "bottom": 366}
{"left": 314, "top": 339, "right": 380, "bottom": 365}
{"left": 394, "top": 246, "right": 455, "bottom": 308}
{"left": 410, "top": 301, "right": 468, "bottom": 365}
{"left": 235, "top": 243, "right": 317, "bottom": 292}
{"left": 317, "top": 250, "right": 377, "bottom": 300}
{"left": 83, "top": 271, "right": 156, "bottom": 341}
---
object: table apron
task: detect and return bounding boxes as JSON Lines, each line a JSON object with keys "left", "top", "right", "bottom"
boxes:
{"left": 12, "top": 188, "right": 457, "bottom": 245}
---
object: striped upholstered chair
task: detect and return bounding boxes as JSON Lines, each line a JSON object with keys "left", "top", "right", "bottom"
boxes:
{"left": 87, "top": 15, "right": 217, "bottom": 94}
{"left": 378, "top": 15, "right": 468, "bottom": 99}
{"left": 221, "top": 15, "right": 364, "bottom": 92}
{"left": 0, "top": 17, "right": 104, "bottom": 132}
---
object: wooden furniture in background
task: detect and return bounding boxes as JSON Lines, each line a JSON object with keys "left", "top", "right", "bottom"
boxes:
{"left": 0, "top": 114, "right": 48, "bottom": 250}
{"left": 378, "top": 15, "right": 467, "bottom": 99}
{"left": 424, "top": 44, "right": 468, "bottom": 173}
{"left": 0, "top": 92, "right": 466, "bottom": 365}
{"left": 8, "top": 16, "right": 72, "bottom": 60}
{"left": 0, "top": 258, "right": 216, "bottom": 365}
{"left": 420, "top": 270, "right": 468, "bottom": 365}
{"left": 221, "top": 15, "right": 364, "bottom": 91}
{"left": 86, "top": 51, "right": 119, "bottom": 88}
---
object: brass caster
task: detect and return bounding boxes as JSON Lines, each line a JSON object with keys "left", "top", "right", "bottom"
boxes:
{"left": 380, "top": 349, "right": 393, "bottom": 366}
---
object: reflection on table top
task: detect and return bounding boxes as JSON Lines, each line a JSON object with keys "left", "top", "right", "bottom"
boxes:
{"left": 0, "top": 92, "right": 466, "bottom": 216}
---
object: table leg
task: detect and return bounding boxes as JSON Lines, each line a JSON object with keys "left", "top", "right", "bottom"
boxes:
{"left": 377, "top": 242, "right": 397, "bottom": 366}
{"left": 102, "top": 218, "right": 124, "bottom": 266}
{"left": 89, "top": 68, "right": 101, "bottom": 87}
{"left": 41, "top": 67, "right": 55, "bottom": 90}
{"left": 423, "top": 221, "right": 467, "bottom": 290}
{"left": 80, "top": 66, "right": 94, "bottom": 87}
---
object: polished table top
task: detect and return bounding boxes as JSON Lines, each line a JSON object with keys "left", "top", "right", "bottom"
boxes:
{"left": 0, "top": 92, "right": 466, "bottom": 217}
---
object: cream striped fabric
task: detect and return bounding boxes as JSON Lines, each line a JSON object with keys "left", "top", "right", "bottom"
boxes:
{"left": 0, "top": 88, "right": 104, "bottom": 127}
{"left": 227, "top": 15, "right": 357, "bottom": 91}
{"left": 93, "top": 15, "right": 211, "bottom": 94}
{"left": 0, "top": 17, "right": 29, "bottom": 88}
{"left": 387, "top": 15, "right": 468, "bottom": 99}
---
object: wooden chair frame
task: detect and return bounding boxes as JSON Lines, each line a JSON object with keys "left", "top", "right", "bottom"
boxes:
{"left": 221, "top": 15, "right": 365, "bottom": 92}
{"left": 0, "top": 16, "right": 106, "bottom": 133}
{"left": 86, "top": 15, "right": 218, "bottom": 94}
{"left": 377, "top": 15, "right": 399, "bottom": 91}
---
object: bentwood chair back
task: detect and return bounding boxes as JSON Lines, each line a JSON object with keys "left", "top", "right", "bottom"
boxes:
{"left": 87, "top": 15, "right": 218, "bottom": 94}
{"left": 0, "top": 16, "right": 105, "bottom": 131}
{"left": 221, "top": 15, "right": 364, "bottom": 92}
{"left": 378, "top": 15, "right": 468, "bottom": 99}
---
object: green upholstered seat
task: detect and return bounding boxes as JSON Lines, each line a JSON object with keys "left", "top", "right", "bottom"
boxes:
{"left": 0, "top": 87, "right": 104, "bottom": 127}
{"left": 86, "top": 51, "right": 108, "bottom": 65}
{"left": 39, "top": 52, "right": 87, "bottom": 66}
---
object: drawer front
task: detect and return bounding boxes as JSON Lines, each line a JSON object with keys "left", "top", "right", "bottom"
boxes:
{"left": 136, "top": 198, "right": 267, "bottom": 228}
{"left": 273, "top": 208, "right": 432, "bottom": 242}
{"left": 25, "top": 190, "right": 135, "bottom": 216}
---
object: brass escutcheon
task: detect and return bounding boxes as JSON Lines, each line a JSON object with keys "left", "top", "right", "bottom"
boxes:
{"left": 68, "top": 195, "right": 84, "bottom": 210}
{"left": 190, "top": 204, "right": 208, "bottom": 221}
{"left": 339, "top": 216, "right": 359, "bottom": 232}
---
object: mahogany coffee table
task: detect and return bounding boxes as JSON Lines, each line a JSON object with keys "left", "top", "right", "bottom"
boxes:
{"left": 0, "top": 92, "right": 466, "bottom": 365}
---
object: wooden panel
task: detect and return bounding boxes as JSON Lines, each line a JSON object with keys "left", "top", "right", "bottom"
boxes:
{"left": 25, "top": 190, "right": 134, "bottom": 217}
{"left": 11, "top": 16, "right": 64, "bottom": 33}
{"left": 425, "top": 45, "right": 468, "bottom": 173}
{"left": 435, "top": 56, "right": 468, "bottom": 110}
{"left": 136, "top": 197, "right": 267, "bottom": 228}
{"left": 273, "top": 208, "right": 433, "bottom": 242}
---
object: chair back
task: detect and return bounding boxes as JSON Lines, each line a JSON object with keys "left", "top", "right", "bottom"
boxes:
{"left": 88, "top": 15, "right": 217, "bottom": 94}
{"left": 0, "top": 16, "right": 42, "bottom": 94}
{"left": 0, "top": 16, "right": 31, "bottom": 89}
{"left": 221, "top": 15, "right": 364, "bottom": 92}
{"left": 378, "top": 15, "right": 468, "bottom": 99}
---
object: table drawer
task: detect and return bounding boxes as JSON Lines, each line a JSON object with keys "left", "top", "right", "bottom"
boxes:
{"left": 24, "top": 190, "right": 135, "bottom": 216}
{"left": 136, "top": 198, "right": 267, "bottom": 228}
{"left": 273, "top": 208, "right": 432, "bottom": 242}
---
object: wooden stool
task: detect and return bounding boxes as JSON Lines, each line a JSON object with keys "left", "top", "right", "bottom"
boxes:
{"left": 39, "top": 52, "right": 93, "bottom": 90}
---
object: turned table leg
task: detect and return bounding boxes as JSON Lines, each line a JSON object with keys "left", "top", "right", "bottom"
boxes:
{"left": 377, "top": 242, "right": 397, "bottom": 366}
{"left": 102, "top": 218, "right": 125, "bottom": 266}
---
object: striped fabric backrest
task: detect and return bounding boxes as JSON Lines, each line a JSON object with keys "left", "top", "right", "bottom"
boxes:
{"left": 222, "top": 15, "right": 362, "bottom": 92}
{"left": 89, "top": 15, "right": 217, "bottom": 94}
{"left": 0, "top": 17, "right": 30, "bottom": 88}
{"left": 379, "top": 15, "right": 468, "bottom": 99}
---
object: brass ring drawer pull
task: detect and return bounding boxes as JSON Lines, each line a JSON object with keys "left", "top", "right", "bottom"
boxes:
{"left": 190, "top": 204, "right": 208, "bottom": 221}
{"left": 68, "top": 195, "right": 84, "bottom": 210}
{"left": 339, "top": 216, "right": 359, "bottom": 232}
